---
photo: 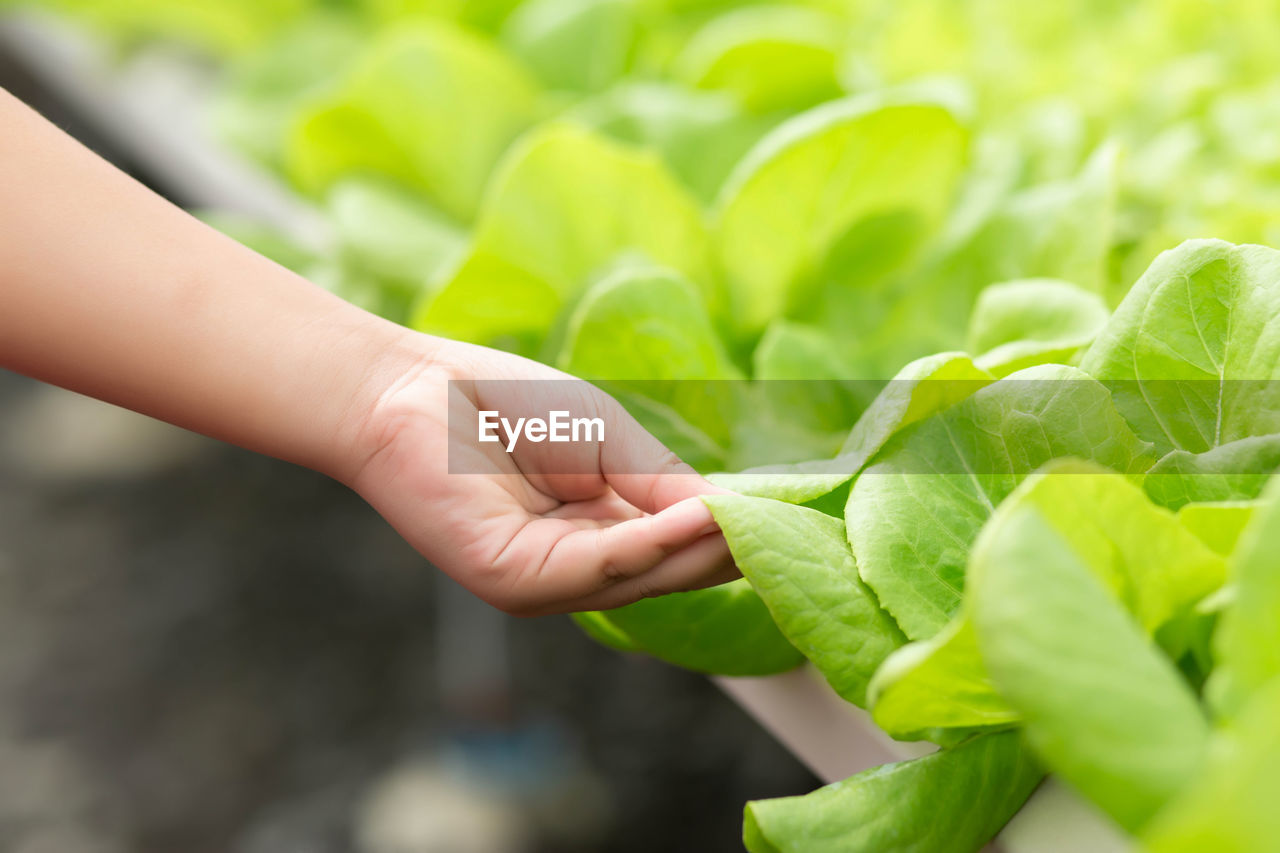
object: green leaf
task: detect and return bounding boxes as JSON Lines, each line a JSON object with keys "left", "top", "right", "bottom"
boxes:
{"left": 212, "top": 17, "right": 362, "bottom": 167}
{"left": 743, "top": 731, "right": 1041, "bottom": 853}
{"left": 967, "top": 278, "right": 1109, "bottom": 377}
{"left": 951, "top": 143, "right": 1117, "bottom": 295}
{"left": 559, "top": 267, "right": 736, "bottom": 380}
{"left": 675, "top": 6, "right": 844, "bottom": 113}
{"left": 1143, "top": 678, "right": 1280, "bottom": 853}
{"left": 704, "top": 496, "right": 905, "bottom": 707}
{"left": 1175, "top": 501, "right": 1258, "bottom": 556}
{"left": 596, "top": 579, "right": 803, "bottom": 676}
{"left": 836, "top": 352, "right": 993, "bottom": 457}
{"left": 571, "top": 83, "right": 776, "bottom": 204}
{"left": 861, "top": 143, "right": 1116, "bottom": 374}
{"left": 328, "top": 178, "right": 466, "bottom": 285}
{"left": 501, "top": 0, "right": 637, "bottom": 93}
{"left": 413, "top": 123, "right": 715, "bottom": 349}
{"left": 285, "top": 22, "right": 538, "bottom": 220}
{"left": 870, "top": 461, "right": 1224, "bottom": 739}
{"left": 1206, "top": 477, "right": 1280, "bottom": 718}
{"left": 707, "top": 457, "right": 852, "bottom": 506}
{"left": 716, "top": 94, "right": 967, "bottom": 333}
{"left": 602, "top": 389, "right": 727, "bottom": 473}
{"left": 726, "top": 323, "right": 876, "bottom": 469}
{"left": 558, "top": 265, "right": 739, "bottom": 449}
{"left": 710, "top": 352, "right": 990, "bottom": 504}
{"left": 969, "top": 501, "right": 1211, "bottom": 832}
{"left": 1143, "top": 434, "right": 1280, "bottom": 510}
{"left": 1080, "top": 239, "right": 1280, "bottom": 455}
{"left": 570, "top": 610, "right": 638, "bottom": 652}
{"left": 846, "top": 365, "right": 1153, "bottom": 640}
{"left": 1004, "top": 463, "right": 1227, "bottom": 636}
{"left": 869, "top": 617, "right": 1018, "bottom": 740}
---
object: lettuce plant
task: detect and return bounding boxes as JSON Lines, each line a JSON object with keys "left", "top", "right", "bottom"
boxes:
{"left": 694, "top": 242, "right": 1280, "bottom": 851}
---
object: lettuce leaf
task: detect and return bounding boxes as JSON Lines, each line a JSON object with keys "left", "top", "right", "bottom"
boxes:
{"left": 715, "top": 93, "right": 967, "bottom": 334}
{"left": 743, "top": 731, "right": 1041, "bottom": 853}
{"left": 968, "top": 490, "right": 1211, "bottom": 832}
{"left": 1081, "top": 239, "right": 1280, "bottom": 454}
{"left": 704, "top": 496, "right": 904, "bottom": 706}
{"left": 846, "top": 364, "right": 1153, "bottom": 640}
{"left": 285, "top": 22, "right": 538, "bottom": 220}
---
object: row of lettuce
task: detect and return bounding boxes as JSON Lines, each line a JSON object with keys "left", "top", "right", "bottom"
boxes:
{"left": 579, "top": 239, "right": 1280, "bottom": 851}
{"left": 690, "top": 239, "right": 1280, "bottom": 851}
{"left": 19, "top": 0, "right": 1280, "bottom": 850}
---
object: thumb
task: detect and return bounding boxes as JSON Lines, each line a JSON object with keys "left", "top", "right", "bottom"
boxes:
{"left": 595, "top": 394, "right": 735, "bottom": 515}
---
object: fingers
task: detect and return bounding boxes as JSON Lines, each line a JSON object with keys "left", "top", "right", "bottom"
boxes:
{"left": 596, "top": 401, "right": 736, "bottom": 514}
{"left": 488, "top": 496, "right": 736, "bottom": 614}
{"left": 568, "top": 534, "right": 740, "bottom": 613}
{"left": 463, "top": 369, "right": 730, "bottom": 514}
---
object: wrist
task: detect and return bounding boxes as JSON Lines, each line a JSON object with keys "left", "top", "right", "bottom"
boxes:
{"left": 318, "top": 309, "right": 451, "bottom": 487}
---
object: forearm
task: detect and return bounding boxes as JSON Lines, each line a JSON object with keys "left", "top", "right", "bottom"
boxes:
{"left": 0, "top": 87, "right": 426, "bottom": 481}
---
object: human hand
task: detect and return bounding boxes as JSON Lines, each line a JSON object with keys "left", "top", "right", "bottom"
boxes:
{"left": 344, "top": 335, "right": 738, "bottom": 616}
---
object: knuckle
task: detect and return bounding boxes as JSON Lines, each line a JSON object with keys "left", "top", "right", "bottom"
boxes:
{"left": 645, "top": 451, "right": 693, "bottom": 507}
{"left": 636, "top": 579, "right": 669, "bottom": 600}
{"left": 656, "top": 449, "right": 692, "bottom": 476}
{"left": 599, "top": 556, "right": 629, "bottom": 585}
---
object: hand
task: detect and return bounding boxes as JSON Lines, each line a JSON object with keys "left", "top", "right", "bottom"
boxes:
{"left": 346, "top": 336, "right": 739, "bottom": 616}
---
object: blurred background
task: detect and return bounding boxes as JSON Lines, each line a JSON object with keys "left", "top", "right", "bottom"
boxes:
{"left": 0, "top": 26, "right": 816, "bottom": 853}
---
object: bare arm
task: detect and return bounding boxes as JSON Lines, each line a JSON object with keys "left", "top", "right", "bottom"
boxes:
{"left": 0, "top": 86, "right": 411, "bottom": 480}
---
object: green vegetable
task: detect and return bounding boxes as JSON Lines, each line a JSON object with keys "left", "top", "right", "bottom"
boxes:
{"left": 846, "top": 364, "right": 1152, "bottom": 640}
{"left": 1081, "top": 240, "right": 1280, "bottom": 455}
{"left": 559, "top": 265, "right": 740, "bottom": 460}
{"left": 286, "top": 22, "right": 539, "bottom": 220}
{"left": 743, "top": 731, "right": 1041, "bottom": 853}
{"left": 715, "top": 93, "right": 967, "bottom": 334}
{"left": 1143, "top": 434, "right": 1280, "bottom": 510}
{"left": 502, "top": 0, "right": 637, "bottom": 93}
{"left": 1206, "top": 478, "right": 1280, "bottom": 718}
{"left": 1143, "top": 678, "right": 1280, "bottom": 853}
{"left": 1175, "top": 501, "right": 1257, "bottom": 556}
{"left": 709, "top": 351, "right": 990, "bottom": 504}
{"left": 705, "top": 496, "right": 904, "bottom": 706}
{"left": 870, "top": 461, "right": 1224, "bottom": 740}
{"left": 675, "top": 5, "right": 845, "bottom": 113}
{"left": 599, "top": 579, "right": 803, "bottom": 676}
{"left": 966, "top": 278, "right": 1109, "bottom": 377}
{"left": 413, "top": 122, "right": 714, "bottom": 351}
{"left": 968, "top": 491, "right": 1211, "bottom": 832}
{"left": 868, "top": 617, "right": 1016, "bottom": 741}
